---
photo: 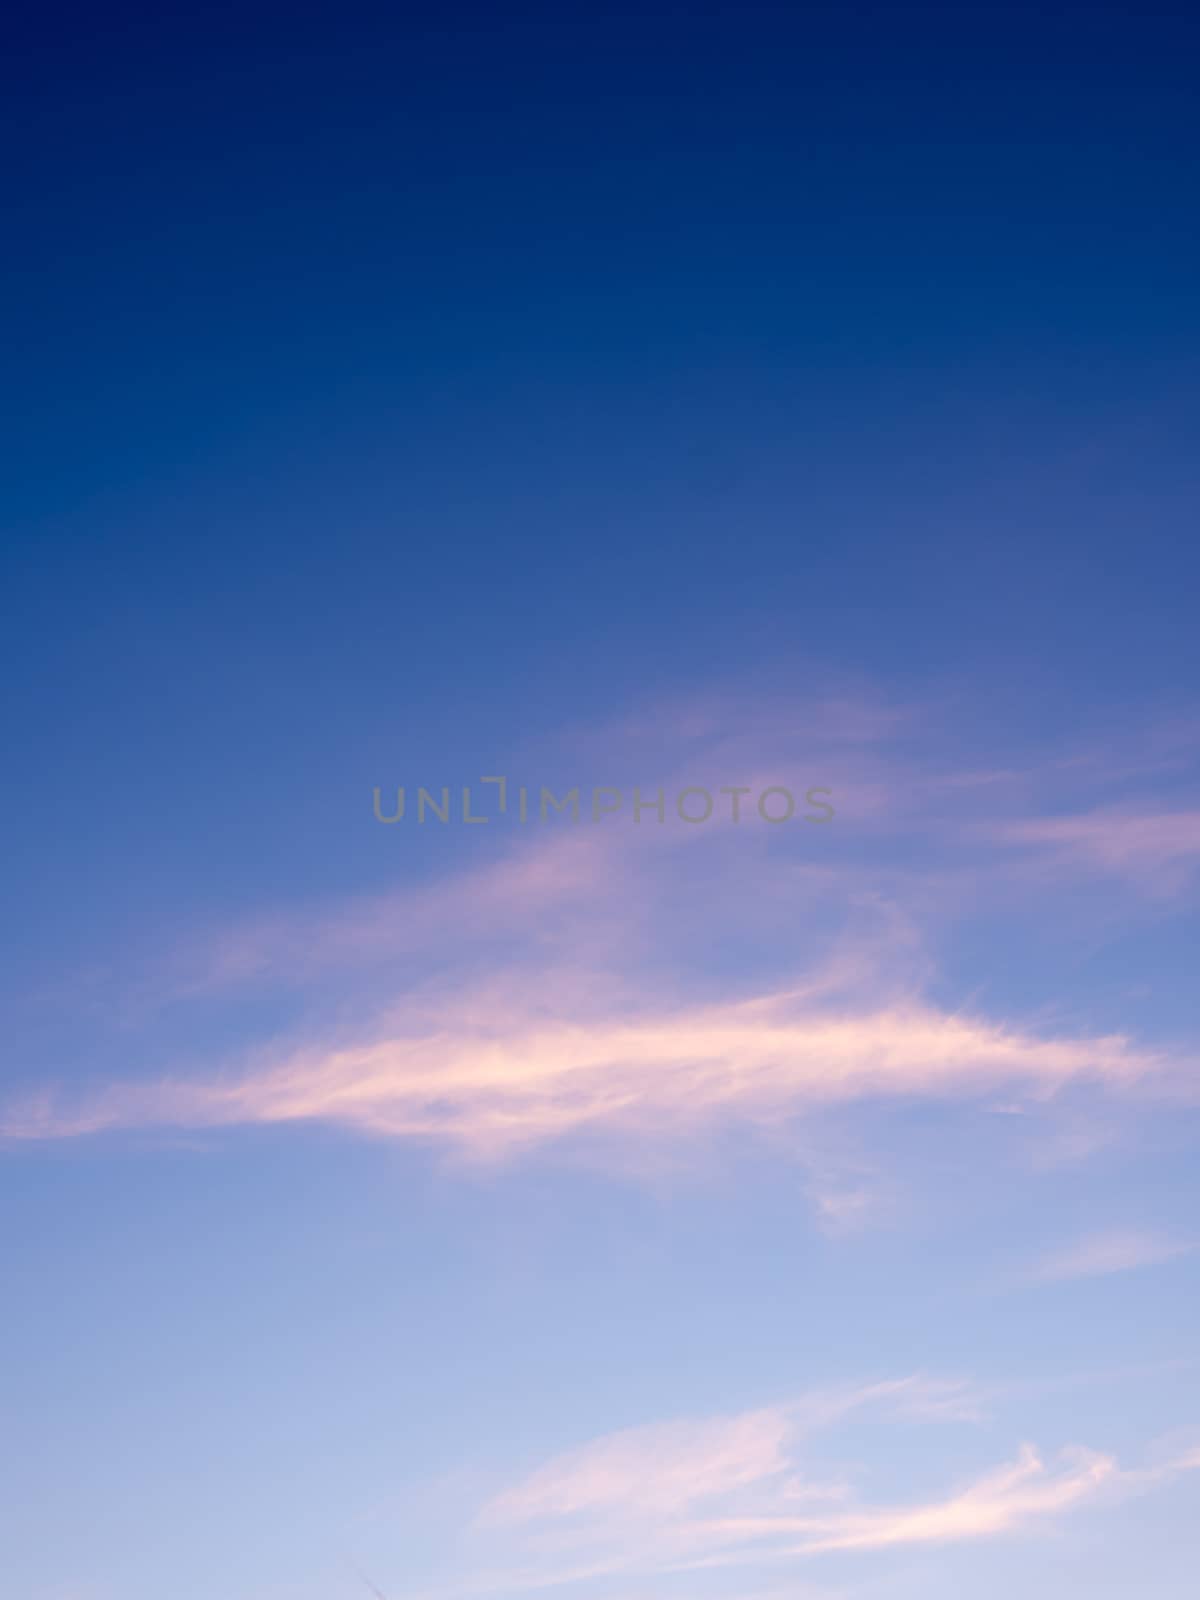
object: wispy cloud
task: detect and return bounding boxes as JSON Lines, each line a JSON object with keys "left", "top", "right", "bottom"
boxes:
{"left": 0, "top": 977, "right": 1162, "bottom": 1160}
{"left": 7, "top": 690, "right": 1197, "bottom": 1191}
{"left": 1029, "top": 1228, "right": 1195, "bottom": 1283}
{"left": 424, "top": 1385, "right": 1200, "bottom": 1596}
{"left": 479, "top": 1406, "right": 797, "bottom": 1527}
{"left": 138, "top": 693, "right": 1200, "bottom": 1010}
{"left": 986, "top": 809, "right": 1200, "bottom": 893}
{"left": 481, "top": 1379, "right": 985, "bottom": 1533}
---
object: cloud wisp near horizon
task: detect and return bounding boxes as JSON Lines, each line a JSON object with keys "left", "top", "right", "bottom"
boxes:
{"left": 377, "top": 1376, "right": 1200, "bottom": 1599}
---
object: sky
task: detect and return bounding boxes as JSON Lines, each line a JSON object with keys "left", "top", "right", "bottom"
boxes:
{"left": 2, "top": 3, "right": 1199, "bottom": 1597}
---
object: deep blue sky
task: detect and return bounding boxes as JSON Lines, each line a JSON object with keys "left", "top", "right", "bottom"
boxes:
{"left": 5, "top": 2, "right": 1198, "bottom": 945}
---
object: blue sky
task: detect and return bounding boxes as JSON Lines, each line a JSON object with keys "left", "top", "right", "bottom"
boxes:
{"left": 2, "top": 4, "right": 1199, "bottom": 1598}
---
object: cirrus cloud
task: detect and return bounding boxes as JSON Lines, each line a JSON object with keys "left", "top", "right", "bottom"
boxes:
{"left": 0, "top": 979, "right": 1162, "bottom": 1161}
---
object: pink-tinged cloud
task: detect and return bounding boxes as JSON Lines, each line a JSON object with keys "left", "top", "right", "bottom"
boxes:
{"left": 1029, "top": 1228, "right": 1195, "bottom": 1283}
{"left": 104, "top": 692, "right": 1200, "bottom": 1028}
{"left": 480, "top": 1407, "right": 795, "bottom": 1525}
{"left": 442, "top": 1387, "right": 1200, "bottom": 1594}
{"left": 0, "top": 983, "right": 1162, "bottom": 1158}
{"left": 776, "top": 1443, "right": 1116, "bottom": 1552}
{"left": 988, "top": 809, "right": 1200, "bottom": 891}
{"left": 184, "top": 829, "right": 620, "bottom": 992}
{"left": 481, "top": 1379, "right": 982, "bottom": 1531}
{"left": 13, "top": 691, "right": 1198, "bottom": 1174}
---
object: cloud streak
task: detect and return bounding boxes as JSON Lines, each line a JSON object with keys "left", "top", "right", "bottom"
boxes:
{"left": 431, "top": 1384, "right": 1200, "bottom": 1596}
{"left": 1, "top": 979, "right": 1162, "bottom": 1161}
{"left": 7, "top": 690, "right": 1197, "bottom": 1187}
{"left": 1029, "top": 1228, "right": 1195, "bottom": 1283}
{"left": 986, "top": 809, "right": 1200, "bottom": 893}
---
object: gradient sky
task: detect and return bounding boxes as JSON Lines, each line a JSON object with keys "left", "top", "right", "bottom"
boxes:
{"left": 3, "top": 5, "right": 1199, "bottom": 1598}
